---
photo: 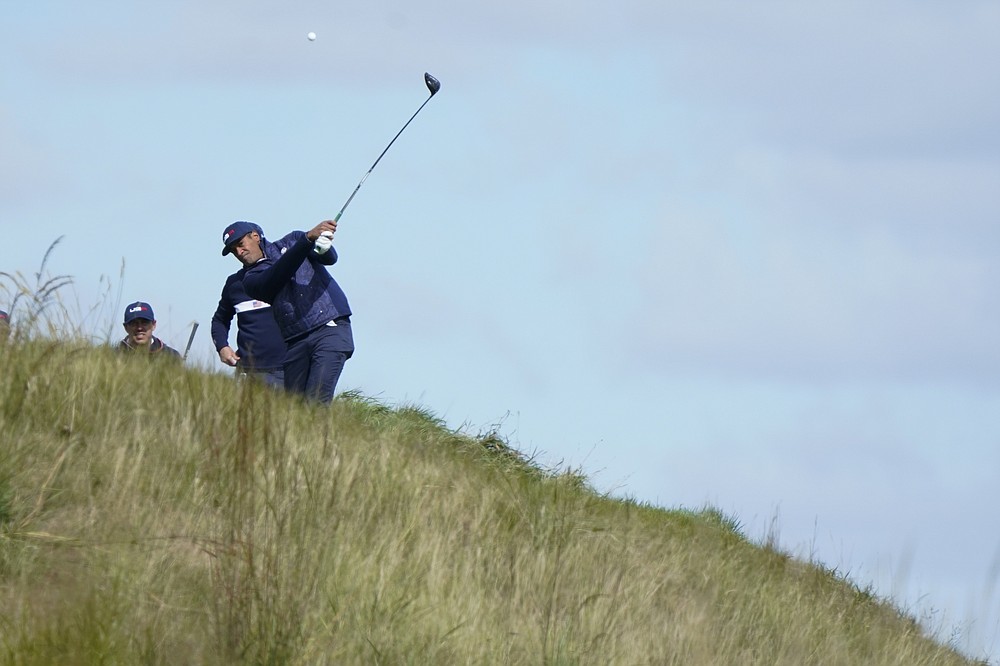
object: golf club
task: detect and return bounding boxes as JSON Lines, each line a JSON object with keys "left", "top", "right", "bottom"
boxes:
{"left": 334, "top": 72, "right": 440, "bottom": 222}
{"left": 183, "top": 321, "right": 199, "bottom": 361}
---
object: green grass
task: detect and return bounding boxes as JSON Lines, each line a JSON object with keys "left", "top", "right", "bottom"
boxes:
{"left": 0, "top": 337, "right": 986, "bottom": 665}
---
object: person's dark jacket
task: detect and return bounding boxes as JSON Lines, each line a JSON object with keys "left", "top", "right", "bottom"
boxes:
{"left": 117, "top": 336, "right": 181, "bottom": 359}
{"left": 241, "top": 231, "right": 352, "bottom": 342}
{"left": 211, "top": 272, "right": 287, "bottom": 371}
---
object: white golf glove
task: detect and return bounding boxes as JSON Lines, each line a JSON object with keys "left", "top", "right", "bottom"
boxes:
{"left": 313, "top": 230, "right": 334, "bottom": 254}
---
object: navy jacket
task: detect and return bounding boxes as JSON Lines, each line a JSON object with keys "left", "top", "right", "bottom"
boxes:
{"left": 242, "top": 231, "right": 352, "bottom": 342}
{"left": 117, "top": 336, "right": 181, "bottom": 359}
{"left": 211, "top": 272, "right": 287, "bottom": 371}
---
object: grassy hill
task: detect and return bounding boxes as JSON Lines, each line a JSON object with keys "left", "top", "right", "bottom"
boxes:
{"left": 0, "top": 338, "right": 984, "bottom": 665}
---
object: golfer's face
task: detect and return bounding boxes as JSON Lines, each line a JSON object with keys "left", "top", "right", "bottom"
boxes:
{"left": 125, "top": 318, "right": 155, "bottom": 347}
{"left": 232, "top": 232, "right": 264, "bottom": 266}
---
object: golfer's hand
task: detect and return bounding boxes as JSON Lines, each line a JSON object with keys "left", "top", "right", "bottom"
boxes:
{"left": 306, "top": 220, "right": 337, "bottom": 242}
{"left": 219, "top": 346, "right": 240, "bottom": 366}
{"left": 313, "top": 231, "right": 334, "bottom": 254}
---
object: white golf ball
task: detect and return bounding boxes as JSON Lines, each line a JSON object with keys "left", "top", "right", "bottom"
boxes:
{"left": 307, "top": 31, "right": 317, "bottom": 41}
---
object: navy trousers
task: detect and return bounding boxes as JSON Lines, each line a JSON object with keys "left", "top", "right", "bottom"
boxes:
{"left": 241, "top": 368, "right": 285, "bottom": 389}
{"left": 283, "top": 320, "right": 354, "bottom": 403}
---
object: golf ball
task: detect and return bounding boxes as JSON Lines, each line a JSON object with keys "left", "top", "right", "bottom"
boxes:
{"left": 307, "top": 31, "right": 317, "bottom": 41}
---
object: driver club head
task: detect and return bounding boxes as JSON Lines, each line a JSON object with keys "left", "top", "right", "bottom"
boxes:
{"left": 424, "top": 72, "right": 441, "bottom": 96}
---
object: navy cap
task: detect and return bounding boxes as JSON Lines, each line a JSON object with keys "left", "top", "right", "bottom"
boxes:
{"left": 0, "top": 310, "right": 7, "bottom": 321}
{"left": 123, "top": 301, "right": 155, "bottom": 324}
{"left": 221, "top": 221, "right": 257, "bottom": 256}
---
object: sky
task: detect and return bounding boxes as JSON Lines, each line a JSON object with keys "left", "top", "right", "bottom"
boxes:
{"left": 2, "top": 0, "right": 999, "bottom": 659}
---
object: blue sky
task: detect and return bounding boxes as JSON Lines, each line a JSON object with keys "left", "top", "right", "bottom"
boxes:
{"left": 3, "top": 1, "right": 999, "bottom": 658}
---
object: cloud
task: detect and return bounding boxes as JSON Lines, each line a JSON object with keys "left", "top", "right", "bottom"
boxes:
{"left": 0, "top": 111, "right": 67, "bottom": 206}
{"left": 620, "top": 195, "right": 1000, "bottom": 384}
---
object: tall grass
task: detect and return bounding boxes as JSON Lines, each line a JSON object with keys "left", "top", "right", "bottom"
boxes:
{"left": 1, "top": 238, "right": 124, "bottom": 346}
{"left": 0, "top": 264, "right": 988, "bottom": 664}
{"left": 0, "top": 339, "right": 985, "bottom": 665}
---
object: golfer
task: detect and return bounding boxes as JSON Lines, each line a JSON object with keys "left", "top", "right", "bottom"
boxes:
{"left": 213, "top": 222, "right": 288, "bottom": 388}
{"left": 221, "top": 220, "right": 353, "bottom": 403}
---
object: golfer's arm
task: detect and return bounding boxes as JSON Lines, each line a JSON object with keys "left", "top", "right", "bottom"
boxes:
{"left": 242, "top": 237, "right": 312, "bottom": 302}
{"left": 315, "top": 246, "right": 337, "bottom": 266}
{"left": 210, "top": 281, "right": 236, "bottom": 351}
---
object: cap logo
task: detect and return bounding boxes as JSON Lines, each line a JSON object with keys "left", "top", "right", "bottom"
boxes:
{"left": 129, "top": 305, "right": 148, "bottom": 314}
{"left": 224, "top": 229, "right": 235, "bottom": 243}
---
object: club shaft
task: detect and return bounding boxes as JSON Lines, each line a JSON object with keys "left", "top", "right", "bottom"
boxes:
{"left": 183, "top": 322, "right": 199, "bottom": 360}
{"left": 335, "top": 93, "right": 435, "bottom": 222}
